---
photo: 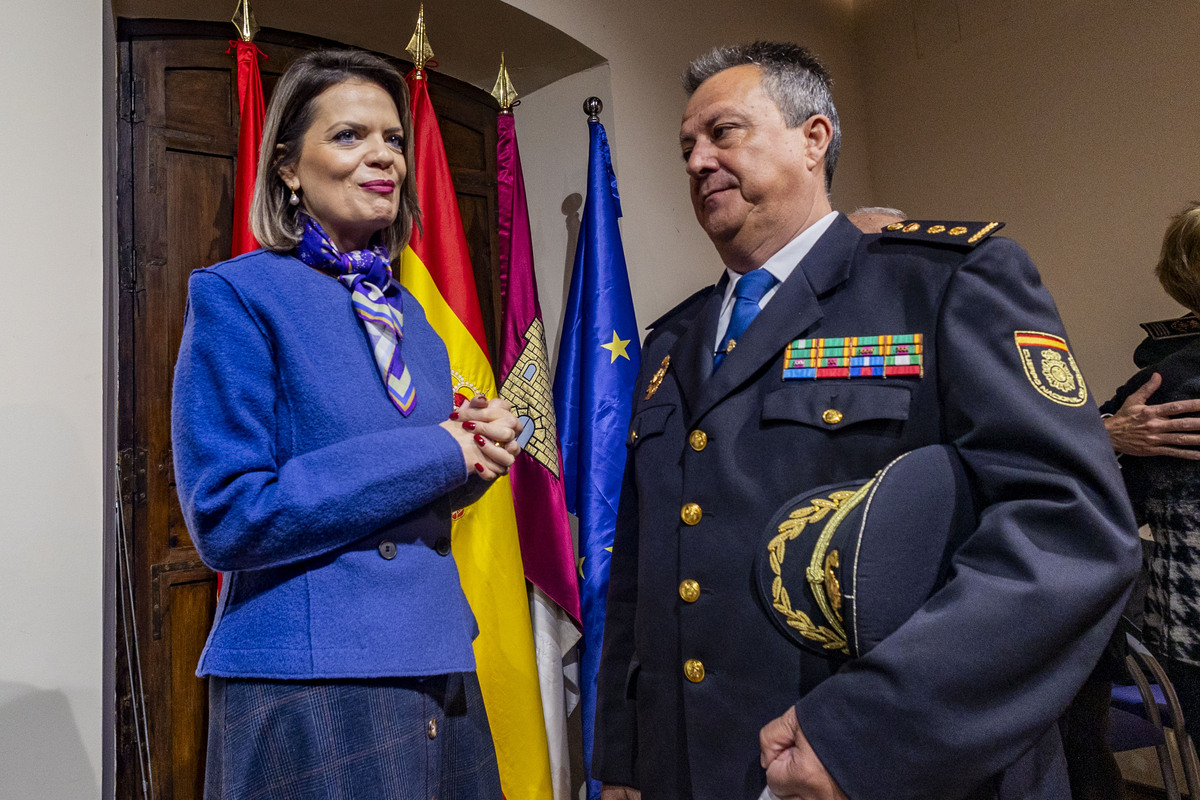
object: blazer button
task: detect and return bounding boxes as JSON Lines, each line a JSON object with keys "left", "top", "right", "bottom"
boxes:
{"left": 679, "top": 579, "right": 700, "bottom": 603}
{"left": 822, "top": 408, "right": 844, "bottom": 425}
{"left": 378, "top": 540, "right": 397, "bottom": 560}
{"left": 688, "top": 430, "right": 708, "bottom": 451}
{"left": 683, "top": 659, "right": 706, "bottom": 683}
{"left": 681, "top": 503, "right": 702, "bottom": 526}
{"left": 435, "top": 537, "right": 451, "bottom": 556}
{"left": 427, "top": 718, "right": 438, "bottom": 739}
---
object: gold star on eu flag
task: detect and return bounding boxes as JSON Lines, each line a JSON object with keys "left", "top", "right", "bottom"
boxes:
{"left": 601, "top": 330, "right": 632, "bottom": 363}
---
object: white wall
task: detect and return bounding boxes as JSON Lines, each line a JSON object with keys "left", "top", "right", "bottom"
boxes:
{"left": 513, "top": 64, "right": 615, "bottom": 363}
{"left": 0, "top": 1, "right": 107, "bottom": 796}
{"left": 854, "top": 0, "right": 1200, "bottom": 399}
{"left": 506, "top": 0, "right": 872, "bottom": 339}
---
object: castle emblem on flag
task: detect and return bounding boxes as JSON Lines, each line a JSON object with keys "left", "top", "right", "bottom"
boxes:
{"left": 1014, "top": 331, "right": 1088, "bottom": 406}
{"left": 499, "top": 317, "right": 561, "bottom": 477}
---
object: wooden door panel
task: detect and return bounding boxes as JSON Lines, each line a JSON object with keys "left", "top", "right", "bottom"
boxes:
{"left": 117, "top": 20, "right": 502, "bottom": 799}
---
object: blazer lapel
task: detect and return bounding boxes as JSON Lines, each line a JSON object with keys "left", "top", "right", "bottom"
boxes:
{"left": 687, "top": 215, "right": 862, "bottom": 426}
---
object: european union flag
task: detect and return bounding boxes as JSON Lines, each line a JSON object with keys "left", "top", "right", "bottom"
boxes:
{"left": 553, "top": 115, "right": 640, "bottom": 800}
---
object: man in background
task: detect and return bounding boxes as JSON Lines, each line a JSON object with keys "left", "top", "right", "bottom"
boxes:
{"left": 846, "top": 206, "right": 905, "bottom": 233}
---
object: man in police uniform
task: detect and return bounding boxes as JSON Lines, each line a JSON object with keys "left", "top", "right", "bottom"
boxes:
{"left": 593, "top": 42, "right": 1140, "bottom": 800}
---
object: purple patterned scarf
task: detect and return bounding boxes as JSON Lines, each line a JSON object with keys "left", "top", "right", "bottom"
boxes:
{"left": 295, "top": 215, "right": 416, "bottom": 415}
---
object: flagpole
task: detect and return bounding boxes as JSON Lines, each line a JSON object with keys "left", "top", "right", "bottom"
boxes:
{"left": 401, "top": 12, "right": 553, "bottom": 798}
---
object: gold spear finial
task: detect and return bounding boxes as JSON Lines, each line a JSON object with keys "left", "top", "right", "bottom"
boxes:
{"left": 231, "top": 0, "right": 259, "bottom": 43}
{"left": 490, "top": 53, "right": 519, "bottom": 112}
{"left": 406, "top": 4, "right": 434, "bottom": 75}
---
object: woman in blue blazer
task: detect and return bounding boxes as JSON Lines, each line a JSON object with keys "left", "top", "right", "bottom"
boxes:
{"left": 171, "top": 49, "right": 520, "bottom": 799}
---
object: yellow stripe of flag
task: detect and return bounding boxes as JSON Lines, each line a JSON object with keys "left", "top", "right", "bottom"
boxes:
{"left": 399, "top": 245, "right": 553, "bottom": 800}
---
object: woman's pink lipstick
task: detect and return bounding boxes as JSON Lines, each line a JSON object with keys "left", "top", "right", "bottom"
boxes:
{"left": 361, "top": 180, "right": 395, "bottom": 193}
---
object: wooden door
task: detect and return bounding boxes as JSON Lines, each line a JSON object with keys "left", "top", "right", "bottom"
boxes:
{"left": 115, "top": 21, "right": 500, "bottom": 798}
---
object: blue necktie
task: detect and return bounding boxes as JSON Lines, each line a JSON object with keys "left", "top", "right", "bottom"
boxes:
{"left": 715, "top": 269, "right": 778, "bottom": 369}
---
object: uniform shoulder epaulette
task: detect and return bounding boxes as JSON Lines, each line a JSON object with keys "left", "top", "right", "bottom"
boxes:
{"left": 646, "top": 283, "right": 717, "bottom": 330}
{"left": 1139, "top": 313, "right": 1200, "bottom": 341}
{"left": 879, "top": 219, "right": 1005, "bottom": 248}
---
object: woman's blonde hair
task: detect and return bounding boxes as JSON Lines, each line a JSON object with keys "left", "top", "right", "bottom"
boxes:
{"left": 249, "top": 49, "right": 421, "bottom": 255}
{"left": 1156, "top": 201, "right": 1200, "bottom": 315}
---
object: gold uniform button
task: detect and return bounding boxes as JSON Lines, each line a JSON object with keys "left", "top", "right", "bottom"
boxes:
{"left": 679, "top": 579, "right": 701, "bottom": 603}
{"left": 689, "top": 430, "right": 708, "bottom": 451}
{"left": 427, "top": 719, "right": 438, "bottom": 739}
{"left": 822, "top": 408, "right": 844, "bottom": 425}
{"left": 681, "top": 503, "right": 702, "bottom": 526}
{"left": 684, "top": 659, "right": 706, "bottom": 683}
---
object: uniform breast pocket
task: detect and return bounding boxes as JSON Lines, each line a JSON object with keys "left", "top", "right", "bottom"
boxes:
{"left": 762, "top": 382, "right": 913, "bottom": 433}
{"left": 627, "top": 404, "right": 674, "bottom": 448}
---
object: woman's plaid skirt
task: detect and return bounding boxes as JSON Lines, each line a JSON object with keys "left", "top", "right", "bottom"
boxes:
{"left": 204, "top": 672, "right": 501, "bottom": 799}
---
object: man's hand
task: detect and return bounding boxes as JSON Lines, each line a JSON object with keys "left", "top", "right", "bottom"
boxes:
{"left": 1105, "top": 373, "right": 1200, "bottom": 459}
{"left": 600, "top": 785, "right": 641, "bottom": 800}
{"left": 760, "top": 706, "right": 848, "bottom": 800}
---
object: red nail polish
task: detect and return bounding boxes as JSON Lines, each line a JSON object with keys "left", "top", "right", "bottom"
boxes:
{"left": 462, "top": 421, "right": 477, "bottom": 431}
{"left": 475, "top": 463, "right": 485, "bottom": 473}
{"left": 474, "top": 434, "right": 488, "bottom": 447}
{"left": 476, "top": 394, "right": 487, "bottom": 401}
{"left": 449, "top": 411, "right": 459, "bottom": 420}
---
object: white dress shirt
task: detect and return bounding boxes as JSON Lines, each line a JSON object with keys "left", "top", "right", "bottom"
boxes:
{"left": 713, "top": 211, "right": 839, "bottom": 354}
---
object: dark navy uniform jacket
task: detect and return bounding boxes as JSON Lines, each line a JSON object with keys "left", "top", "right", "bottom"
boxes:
{"left": 593, "top": 214, "right": 1140, "bottom": 800}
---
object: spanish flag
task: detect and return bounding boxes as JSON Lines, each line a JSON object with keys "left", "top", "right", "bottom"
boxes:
{"left": 399, "top": 69, "right": 553, "bottom": 800}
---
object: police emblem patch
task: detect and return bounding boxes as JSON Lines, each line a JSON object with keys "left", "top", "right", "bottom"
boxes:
{"left": 1014, "top": 331, "right": 1088, "bottom": 406}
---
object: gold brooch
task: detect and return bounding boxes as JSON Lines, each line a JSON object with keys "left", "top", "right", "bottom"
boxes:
{"left": 645, "top": 356, "right": 670, "bottom": 399}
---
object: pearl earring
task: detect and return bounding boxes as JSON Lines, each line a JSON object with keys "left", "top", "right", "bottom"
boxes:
{"left": 289, "top": 189, "right": 300, "bottom": 207}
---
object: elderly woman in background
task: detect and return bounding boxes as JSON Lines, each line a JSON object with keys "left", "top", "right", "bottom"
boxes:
{"left": 1102, "top": 201, "right": 1200, "bottom": 745}
{"left": 171, "top": 49, "right": 517, "bottom": 799}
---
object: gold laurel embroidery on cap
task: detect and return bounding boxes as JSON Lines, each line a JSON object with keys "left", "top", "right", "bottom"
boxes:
{"left": 644, "top": 356, "right": 670, "bottom": 400}
{"left": 903, "top": 223, "right": 921, "bottom": 232}
{"left": 767, "top": 486, "right": 870, "bottom": 654}
{"left": 805, "top": 480, "right": 870, "bottom": 640}
{"left": 1014, "top": 331, "right": 1089, "bottom": 407}
{"left": 948, "top": 226, "right": 968, "bottom": 236}
{"left": 968, "top": 222, "right": 1001, "bottom": 244}
{"left": 886, "top": 222, "right": 905, "bottom": 231}
{"left": 926, "top": 225, "right": 946, "bottom": 234}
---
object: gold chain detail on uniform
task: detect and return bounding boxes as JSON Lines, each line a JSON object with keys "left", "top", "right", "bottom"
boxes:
{"left": 805, "top": 479, "right": 873, "bottom": 638}
{"left": 645, "top": 356, "right": 670, "bottom": 400}
{"left": 767, "top": 490, "right": 859, "bottom": 653}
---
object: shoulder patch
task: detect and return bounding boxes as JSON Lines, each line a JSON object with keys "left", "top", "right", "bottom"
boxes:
{"left": 1139, "top": 313, "right": 1200, "bottom": 341}
{"left": 1014, "top": 331, "right": 1088, "bottom": 407}
{"left": 646, "top": 283, "right": 717, "bottom": 330}
{"left": 880, "top": 220, "right": 1005, "bottom": 248}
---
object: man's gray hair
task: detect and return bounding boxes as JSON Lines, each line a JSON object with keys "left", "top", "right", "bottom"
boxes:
{"left": 683, "top": 41, "right": 841, "bottom": 193}
{"left": 851, "top": 207, "right": 907, "bottom": 219}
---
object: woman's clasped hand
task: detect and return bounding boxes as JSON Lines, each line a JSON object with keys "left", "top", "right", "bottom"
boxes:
{"left": 440, "top": 394, "right": 524, "bottom": 481}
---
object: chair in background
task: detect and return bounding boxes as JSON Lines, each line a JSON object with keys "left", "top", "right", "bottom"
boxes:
{"left": 1111, "top": 634, "right": 1200, "bottom": 799}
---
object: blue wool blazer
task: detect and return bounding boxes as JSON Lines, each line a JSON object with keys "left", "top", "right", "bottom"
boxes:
{"left": 172, "top": 249, "right": 477, "bottom": 679}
